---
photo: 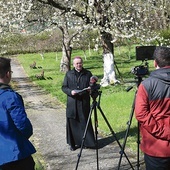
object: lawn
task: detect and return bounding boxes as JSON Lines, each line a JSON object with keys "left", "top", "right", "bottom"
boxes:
{"left": 16, "top": 45, "right": 155, "bottom": 153}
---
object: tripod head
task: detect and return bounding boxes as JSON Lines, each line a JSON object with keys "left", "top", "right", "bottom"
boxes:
{"left": 126, "top": 75, "right": 144, "bottom": 93}
{"left": 91, "top": 89, "right": 102, "bottom": 101}
{"left": 130, "top": 59, "right": 150, "bottom": 88}
{"left": 131, "top": 60, "right": 149, "bottom": 77}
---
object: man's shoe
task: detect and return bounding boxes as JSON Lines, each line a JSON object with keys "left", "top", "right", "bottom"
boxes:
{"left": 70, "top": 146, "right": 76, "bottom": 151}
{"left": 75, "top": 145, "right": 81, "bottom": 149}
{"left": 84, "top": 146, "right": 96, "bottom": 149}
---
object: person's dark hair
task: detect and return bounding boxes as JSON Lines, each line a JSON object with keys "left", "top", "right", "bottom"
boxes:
{"left": 0, "top": 57, "right": 11, "bottom": 78}
{"left": 153, "top": 46, "right": 170, "bottom": 67}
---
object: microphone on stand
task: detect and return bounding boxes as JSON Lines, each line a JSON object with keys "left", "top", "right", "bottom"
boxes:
{"left": 73, "top": 76, "right": 100, "bottom": 94}
{"left": 89, "top": 75, "right": 100, "bottom": 91}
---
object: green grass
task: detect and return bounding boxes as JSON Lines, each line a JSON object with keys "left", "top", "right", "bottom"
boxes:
{"left": 16, "top": 46, "right": 155, "bottom": 154}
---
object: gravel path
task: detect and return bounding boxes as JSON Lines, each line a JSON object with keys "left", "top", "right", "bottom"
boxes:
{"left": 11, "top": 56, "right": 144, "bottom": 170}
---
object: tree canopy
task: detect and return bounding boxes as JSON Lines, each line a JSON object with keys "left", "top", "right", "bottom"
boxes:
{"left": 0, "top": 0, "right": 170, "bottom": 86}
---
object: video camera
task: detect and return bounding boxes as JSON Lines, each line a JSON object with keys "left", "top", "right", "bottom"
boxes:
{"left": 131, "top": 63, "right": 149, "bottom": 76}
{"left": 131, "top": 46, "right": 156, "bottom": 77}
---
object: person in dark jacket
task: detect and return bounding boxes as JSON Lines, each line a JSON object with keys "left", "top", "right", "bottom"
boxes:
{"left": 135, "top": 46, "right": 170, "bottom": 170}
{"left": 62, "top": 56, "right": 95, "bottom": 151}
{"left": 0, "top": 57, "right": 36, "bottom": 170}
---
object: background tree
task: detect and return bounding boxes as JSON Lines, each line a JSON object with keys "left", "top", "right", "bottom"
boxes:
{"left": 72, "top": 29, "right": 100, "bottom": 60}
{"left": 0, "top": 0, "right": 170, "bottom": 86}
{"left": 31, "top": 0, "right": 170, "bottom": 86}
{"left": 24, "top": 0, "right": 87, "bottom": 72}
{"left": 0, "top": 0, "right": 32, "bottom": 54}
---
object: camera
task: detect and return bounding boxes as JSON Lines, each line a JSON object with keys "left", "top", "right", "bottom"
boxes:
{"left": 131, "top": 65, "right": 149, "bottom": 76}
{"left": 89, "top": 76, "right": 101, "bottom": 99}
{"left": 131, "top": 46, "right": 156, "bottom": 77}
{"left": 89, "top": 76, "right": 100, "bottom": 91}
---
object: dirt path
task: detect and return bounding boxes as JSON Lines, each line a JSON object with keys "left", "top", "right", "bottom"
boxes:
{"left": 11, "top": 56, "right": 144, "bottom": 170}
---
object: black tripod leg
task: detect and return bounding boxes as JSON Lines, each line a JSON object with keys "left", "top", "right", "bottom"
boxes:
{"left": 118, "top": 78, "right": 142, "bottom": 170}
{"left": 97, "top": 105, "right": 134, "bottom": 170}
{"left": 117, "top": 92, "right": 137, "bottom": 170}
{"left": 75, "top": 101, "right": 96, "bottom": 170}
{"left": 137, "top": 122, "right": 140, "bottom": 170}
{"left": 93, "top": 103, "right": 99, "bottom": 170}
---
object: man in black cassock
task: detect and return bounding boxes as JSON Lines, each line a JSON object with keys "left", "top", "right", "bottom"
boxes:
{"left": 62, "top": 56, "right": 95, "bottom": 151}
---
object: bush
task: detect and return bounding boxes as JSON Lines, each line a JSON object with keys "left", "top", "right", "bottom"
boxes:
{"left": 159, "top": 29, "right": 170, "bottom": 46}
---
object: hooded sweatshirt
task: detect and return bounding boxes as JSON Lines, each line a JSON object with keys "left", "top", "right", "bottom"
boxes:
{"left": 135, "top": 67, "right": 170, "bottom": 157}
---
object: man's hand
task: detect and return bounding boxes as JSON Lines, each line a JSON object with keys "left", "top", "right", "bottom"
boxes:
{"left": 71, "top": 90, "right": 77, "bottom": 96}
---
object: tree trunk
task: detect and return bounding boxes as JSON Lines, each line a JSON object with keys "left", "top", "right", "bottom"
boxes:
{"left": 100, "top": 31, "right": 119, "bottom": 87}
{"left": 59, "top": 16, "right": 82, "bottom": 72}
{"left": 60, "top": 45, "right": 72, "bottom": 72}
{"left": 59, "top": 25, "right": 72, "bottom": 72}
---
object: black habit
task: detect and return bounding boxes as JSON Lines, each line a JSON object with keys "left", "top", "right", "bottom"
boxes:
{"left": 62, "top": 68, "right": 95, "bottom": 148}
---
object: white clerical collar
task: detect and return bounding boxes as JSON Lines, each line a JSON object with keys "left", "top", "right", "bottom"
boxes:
{"left": 75, "top": 68, "right": 81, "bottom": 72}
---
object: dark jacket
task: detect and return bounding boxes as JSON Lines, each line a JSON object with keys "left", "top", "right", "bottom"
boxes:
{"left": 135, "top": 67, "right": 170, "bottom": 157}
{"left": 0, "top": 84, "right": 36, "bottom": 166}
{"left": 62, "top": 68, "right": 92, "bottom": 119}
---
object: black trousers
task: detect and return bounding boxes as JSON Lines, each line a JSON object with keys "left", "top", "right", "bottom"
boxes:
{"left": 144, "top": 153, "right": 170, "bottom": 170}
{"left": 0, "top": 156, "right": 35, "bottom": 170}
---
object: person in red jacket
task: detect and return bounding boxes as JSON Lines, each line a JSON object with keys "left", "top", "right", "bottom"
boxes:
{"left": 135, "top": 46, "right": 170, "bottom": 170}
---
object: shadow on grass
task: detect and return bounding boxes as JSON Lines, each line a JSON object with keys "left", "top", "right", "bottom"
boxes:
{"left": 97, "top": 126, "right": 138, "bottom": 149}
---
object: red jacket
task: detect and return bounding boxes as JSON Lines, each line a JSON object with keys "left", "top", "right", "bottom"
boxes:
{"left": 135, "top": 67, "right": 170, "bottom": 157}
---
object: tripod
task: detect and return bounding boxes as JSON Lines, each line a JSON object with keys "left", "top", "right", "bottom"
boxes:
{"left": 75, "top": 90, "right": 134, "bottom": 170}
{"left": 118, "top": 76, "right": 143, "bottom": 170}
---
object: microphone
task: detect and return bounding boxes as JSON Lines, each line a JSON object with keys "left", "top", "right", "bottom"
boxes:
{"left": 89, "top": 75, "right": 100, "bottom": 91}
{"left": 90, "top": 76, "right": 98, "bottom": 83}
{"left": 73, "top": 76, "right": 99, "bottom": 94}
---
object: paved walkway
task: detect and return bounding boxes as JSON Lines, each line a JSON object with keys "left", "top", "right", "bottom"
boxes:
{"left": 11, "top": 56, "right": 145, "bottom": 170}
